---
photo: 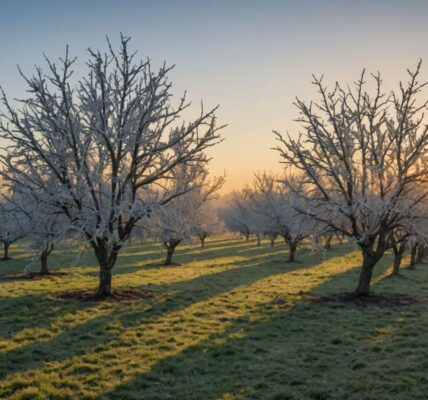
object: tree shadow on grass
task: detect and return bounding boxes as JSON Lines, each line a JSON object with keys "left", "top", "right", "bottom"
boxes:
{"left": 0, "top": 246, "right": 348, "bottom": 388}
{"left": 97, "top": 255, "right": 428, "bottom": 400}
{"left": 0, "top": 294, "right": 93, "bottom": 340}
{"left": 90, "top": 241, "right": 313, "bottom": 279}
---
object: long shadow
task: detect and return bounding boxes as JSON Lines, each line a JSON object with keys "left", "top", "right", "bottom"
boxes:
{"left": 0, "top": 246, "right": 348, "bottom": 385}
{"left": 0, "top": 294, "right": 93, "bottom": 340}
{"left": 0, "top": 311, "right": 118, "bottom": 382}
{"left": 83, "top": 240, "right": 291, "bottom": 278}
{"left": 98, "top": 253, "right": 425, "bottom": 400}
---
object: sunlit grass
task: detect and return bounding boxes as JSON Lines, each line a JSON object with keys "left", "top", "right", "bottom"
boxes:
{"left": 0, "top": 236, "right": 427, "bottom": 399}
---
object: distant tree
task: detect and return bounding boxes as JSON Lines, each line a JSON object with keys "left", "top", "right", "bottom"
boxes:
{"left": 249, "top": 173, "right": 313, "bottom": 262}
{"left": 0, "top": 200, "right": 28, "bottom": 260}
{"left": 275, "top": 62, "right": 428, "bottom": 295}
{"left": 148, "top": 163, "right": 224, "bottom": 265}
{"left": 193, "top": 205, "right": 220, "bottom": 247}
{"left": 219, "top": 189, "right": 253, "bottom": 241}
{"left": 0, "top": 35, "right": 224, "bottom": 297}
{"left": 10, "top": 186, "right": 69, "bottom": 275}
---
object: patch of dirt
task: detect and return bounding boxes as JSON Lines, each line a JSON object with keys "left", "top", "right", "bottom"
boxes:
{"left": 0, "top": 271, "right": 69, "bottom": 281}
{"left": 54, "top": 287, "right": 159, "bottom": 302}
{"left": 308, "top": 292, "right": 423, "bottom": 308}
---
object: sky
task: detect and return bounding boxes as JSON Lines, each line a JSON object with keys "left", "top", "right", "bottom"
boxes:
{"left": 1, "top": 0, "right": 428, "bottom": 192}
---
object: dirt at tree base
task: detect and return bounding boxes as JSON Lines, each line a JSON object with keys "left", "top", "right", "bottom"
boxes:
{"left": 310, "top": 292, "right": 423, "bottom": 308}
{"left": 54, "top": 287, "right": 159, "bottom": 302}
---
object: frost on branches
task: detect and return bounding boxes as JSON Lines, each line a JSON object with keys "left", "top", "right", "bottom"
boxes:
{"left": 0, "top": 36, "right": 224, "bottom": 296}
{"left": 0, "top": 199, "right": 28, "bottom": 260}
{"left": 248, "top": 173, "right": 314, "bottom": 262}
{"left": 274, "top": 62, "right": 428, "bottom": 295}
{"left": 147, "top": 161, "right": 224, "bottom": 265}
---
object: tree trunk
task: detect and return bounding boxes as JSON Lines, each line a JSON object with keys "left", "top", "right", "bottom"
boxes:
{"left": 164, "top": 240, "right": 180, "bottom": 266}
{"left": 324, "top": 234, "right": 333, "bottom": 251}
{"left": 409, "top": 243, "right": 418, "bottom": 269}
{"left": 200, "top": 236, "right": 206, "bottom": 248}
{"left": 165, "top": 246, "right": 174, "bottom": 265}
{"left": 94, "top": 246, "right": 118, "bottom": 297}
{"left": 40, "top": 253, "right": 49, "bottom": 275}
{"left": 355, "top": 251, "right": 378, "bottom": 296}
{"left": 98, "top": 264, "right": 112, "bottom": 296}
{"left": 244, "top": 232, "right": 249, "bottom": 242}
{"left": 287, "top": 242, "right": 297, "bottom": 262}
{"left": 416, "top": 245, "right": 425, "bottom": 264}
{"left": 391, "top": 243, "right": 405, "bottom": 276}
{"left": 256, "top": 234, "right": 261, "bottom": 246}
{"left": 270, "top": 239, "right": 275, "bottom": 247}
{"left": 391, "top": 252, "right": 402, "bottom": 276}
{"left": 2, "top": 243, "right": 10, "bottom": 260}
{"left": 40, "top": 244, "right": 53, "bottom": 275}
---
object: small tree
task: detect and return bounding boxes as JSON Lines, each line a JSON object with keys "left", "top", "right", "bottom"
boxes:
{"left": 148, "top": 163, "right": 223, "bottom": 265}
{"left": 193, "top": 205, "right": 220, "bottom": 247}
{"left": 249, "top": 173, "right": 313, "bottom": 262}
{"left": 0, "top": 36, "right": 223, "bottom": 297}
{"left": 275, "top": 62, "right": 428, "bottom": 295}
{"left": 219, "top": 189, "right": 253, "bottom": 241}
{"left": 0, "top": 200, "right": 28, "bottom": 260}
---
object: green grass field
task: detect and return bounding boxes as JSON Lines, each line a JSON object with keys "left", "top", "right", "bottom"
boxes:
{"left": 0, "top": 236, "right": 427, "bottom": 400}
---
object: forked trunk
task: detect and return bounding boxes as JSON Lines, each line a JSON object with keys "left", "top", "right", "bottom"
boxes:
{"left": 200, "top": 236, "right": 206, "bottom": 248}
{"left": 256, "top": 234, "right": 261, "bottom": 246}
{"left": 270, "top": 239, "right": 275, "bottom": 248}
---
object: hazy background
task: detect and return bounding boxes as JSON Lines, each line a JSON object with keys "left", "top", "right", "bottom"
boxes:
{"left": 1, "top": 0, "right": 428, "bottom": 192}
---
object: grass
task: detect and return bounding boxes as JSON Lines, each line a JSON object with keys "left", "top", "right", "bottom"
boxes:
{"left": 0, "top": 235, "right": 427, "bottom": 399}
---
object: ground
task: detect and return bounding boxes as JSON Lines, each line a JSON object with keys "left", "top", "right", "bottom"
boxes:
{"left": 0, "top": 236, "right": 427, "bottom": 400}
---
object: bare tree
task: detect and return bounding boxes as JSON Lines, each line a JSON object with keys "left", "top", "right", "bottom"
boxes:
{"left": 0, "top": 200, "right": 28, "bottom": 260}
{"left": 148, "top": 163, "right": 224, "bottom": 265}
{"left": 249, "top": 173, "right": 313, "bottom": 262}
{"left": 11, "top": 186, "right": 69, "bottom": 275}
{"left": 193, "top": 205, "right": 220, "bottom": 247}
{"left": 0, "top": 36, "right": 224, "bottom": 297}
{"left": 219, "top": 189, "right": 253, "bottom": 241}
{"left": 275, "top": 62, "right": 428, "bottom": 296}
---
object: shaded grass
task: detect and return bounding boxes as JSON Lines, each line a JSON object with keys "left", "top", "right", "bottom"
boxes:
{"left": 0, "top": 236, "right": 427, "bottom": 399}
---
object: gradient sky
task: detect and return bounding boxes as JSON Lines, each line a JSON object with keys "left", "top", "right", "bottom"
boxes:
{"left": 1, "top": 0, "right": 428, "bottom": 192}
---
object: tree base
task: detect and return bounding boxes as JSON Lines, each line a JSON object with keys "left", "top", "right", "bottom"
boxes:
{"left": 164, "top": 262, "right": 181, "bottom": 267}
{"left": 55, "top": 287, "right": 159, "bottom": 302}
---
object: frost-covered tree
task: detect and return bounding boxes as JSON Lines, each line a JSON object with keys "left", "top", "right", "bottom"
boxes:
{"left": 219, "top": 189, "right": 253, "bottom": 241}
{"left": 275, "top": 62, "right": 428, "bottom": 295}
{"left": 193, "top": 205, "right": 220, "bottom": 247}
{"left": 0, "top": 36, "right": 223, "bottom": 296}
{"left": 249, "top": 173, "right": 313, "bottom": 262}
{"left": 148, "top": 163, "right": 223, "bottom": 265}
{"left": 12, "top": 189, "right": 69, "bottom": 275}
{"left": 0, "top": 200, "right": 28, "bottom": 260}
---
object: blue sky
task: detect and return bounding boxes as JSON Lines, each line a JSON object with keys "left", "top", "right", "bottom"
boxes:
{"left": 1, "top": 0, "right": 428, "bottom": 191}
